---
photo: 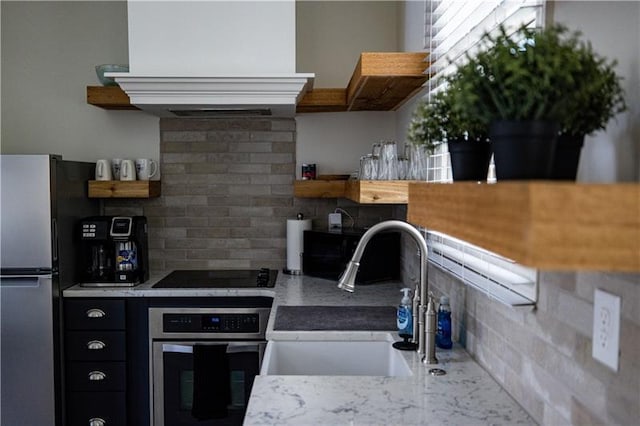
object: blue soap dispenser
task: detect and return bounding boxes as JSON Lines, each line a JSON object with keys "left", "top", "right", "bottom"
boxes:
{"left": 436, "top": 296, "right": 453, "bottom": 349}
{"left": 393, "top": 288, "right": 417, "bottom": 351}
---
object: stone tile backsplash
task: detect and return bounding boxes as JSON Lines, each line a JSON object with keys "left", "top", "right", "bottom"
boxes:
{"left": 428, "top": 265, "right": 640, "bottom": 425}
{"left": 103, "top": 117, "right": 395, "bottom": 273}
{"left": 104, "top": 117, "right": 638, "bottom": 425}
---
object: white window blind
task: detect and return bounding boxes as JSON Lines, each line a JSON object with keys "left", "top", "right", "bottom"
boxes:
{"left": 426, "top": 231, "right": 538, "bottom": 306}
{"left": 423, "top": 0, "right": 545, "bottom": 183}
{"left": 418, "top": 1, "right": 545, "bottom": 306}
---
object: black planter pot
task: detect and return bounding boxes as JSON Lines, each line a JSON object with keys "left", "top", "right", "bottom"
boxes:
{"left": 490, "top": 120, "right": 560, "bottom": 180}
{"left": 550, "top": 133, "right": 585, "bottom": 180}
{"left": 448, "top": 139, "right": 492, "bottom": 181}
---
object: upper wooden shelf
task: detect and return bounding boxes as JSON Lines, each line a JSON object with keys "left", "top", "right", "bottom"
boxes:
{"left": 407, "top": 182, "right": 640, "bottom": 273}
{"left": 86, "top": 86, "right": 139, "bottom": 110}
{"left": 87, "top": 52, "right": 429, "bottom": 113}
{"left": 293, "top": 179, "right": 412, "bottom": 204}
{"left": 298, "top": 52, "right": 429, "bottom": 113}
{"left": 88, "top": 180, "right": 161, "bottom": 198}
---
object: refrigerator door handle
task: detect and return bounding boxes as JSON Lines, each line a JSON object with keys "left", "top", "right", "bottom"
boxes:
{"left": 51, "top": 218, "right": 58, "bottom": 263}
{"left": 0, "top": 276, "right": 49, "bottom": 287}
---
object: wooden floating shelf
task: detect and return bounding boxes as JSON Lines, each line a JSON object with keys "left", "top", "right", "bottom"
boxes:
{"left": 293, "top": 179, "right": 412, "bottom": 204}
{"left": 293, "top": 180, "right": 347, "bottom": 198}
{"left": 86, "top": 86, "right": 138, "bottom": 110}
{"left": 87, "top": 52, "right": 429, "bottom": 113}
{"left": 88, "top": 180, "right": 161, "bottom": 198}
{"left": 344, "top": 180, "right": 413, "bottom": 204}
{"left": 407, "top": 182, "right": 640, "bottom": 273}
{"left": 298, "top": 52, "right": 429, "bottom": 113}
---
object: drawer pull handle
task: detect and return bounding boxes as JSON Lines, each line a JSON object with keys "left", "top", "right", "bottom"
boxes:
{"left": 88, "top": 371, "right": 106, "bottom": 381}
{"left": 86, "top": 308, "right": 106, "bottom": 318}
{"left": 89, "top": 417, "right": 106, "bottom": 426}
{"left": 87, "top": 340, "right": 106, "bottom": 350}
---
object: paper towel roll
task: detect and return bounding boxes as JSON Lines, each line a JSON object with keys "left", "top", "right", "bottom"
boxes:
{"left": 286, "top": 218, "right": 312, "bottom": 273}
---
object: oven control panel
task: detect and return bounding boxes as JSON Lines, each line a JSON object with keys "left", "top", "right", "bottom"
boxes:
{"left": 163, "top": 313, "right": 260, "bottom": 333}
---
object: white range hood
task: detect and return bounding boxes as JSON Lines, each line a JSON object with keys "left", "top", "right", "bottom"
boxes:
{"left": 108, "top": 1, "right": 314, "bottom": 117}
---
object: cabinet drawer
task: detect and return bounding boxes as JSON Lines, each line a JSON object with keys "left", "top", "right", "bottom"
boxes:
{"left": 66, "top": 391, "right": 126, "bottom": 426}
{"left": 67, "top": 362, "right": 126, "bottom": 392}
{"left": 66, "top": 331, "right": 126, "bottom": 361}
{"left": 65, "top": 299, "right": 125, "bottom": 330}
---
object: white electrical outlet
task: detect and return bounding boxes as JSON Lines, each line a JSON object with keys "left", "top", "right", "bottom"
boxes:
{"left": 592, "top": 289, "right": 621, "bottom": 371}
{"left": 328, "top": 213, "right": 342, "bottom": 231}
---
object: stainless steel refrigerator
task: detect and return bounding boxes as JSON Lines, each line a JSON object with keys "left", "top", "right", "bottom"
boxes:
{"left": 1, "top": 154, "right": 100, "bottom": 426}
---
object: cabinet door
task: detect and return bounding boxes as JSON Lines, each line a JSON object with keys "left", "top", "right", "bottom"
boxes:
{"left": 67, "top": 362, "right": 126, "bottom": 392}
{"left": 65, "top": 299, "right": 125, "bottom": 330}
{"left": 66, "top": 331, "right": 126, "bottom": 361}
{"left": 66, "top": 391, "right": 126, "bottom": 426}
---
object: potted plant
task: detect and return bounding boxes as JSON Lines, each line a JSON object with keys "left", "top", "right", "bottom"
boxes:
{"left": 552, "top": 41, "right": 627, "bottom": 179}
{"left": 448, "top": 24, "right": 590, "bottom": 180}
{"left": 407, "top": 90, "right": 491, "bottom": 181}
{"left": 406, "top": 95, "right": 446, "bottom": 154}
{"left": 406, "top": 96, "right": 444, "bottom": 181}
{"left": 441, "top": 75, "right": 491, "bottom": 181}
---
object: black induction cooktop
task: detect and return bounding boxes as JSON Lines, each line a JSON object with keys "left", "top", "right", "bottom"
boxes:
{"left": 153, "top": 269, "right": 277, "bottom": 289}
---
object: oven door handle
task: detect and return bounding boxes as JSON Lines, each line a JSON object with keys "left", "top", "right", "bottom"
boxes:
{"left": 161, "top": 343, "right": 262, "bottom": 354}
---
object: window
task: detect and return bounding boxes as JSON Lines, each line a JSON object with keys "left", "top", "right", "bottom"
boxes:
{"left": 423, "top": 0, "right": 546, "bottom": 183}
{"left": 426, "top": 231, "right": 538, "bottom": 306}
{"left": 419, "top": 1, "right": 546, "bottom": 306}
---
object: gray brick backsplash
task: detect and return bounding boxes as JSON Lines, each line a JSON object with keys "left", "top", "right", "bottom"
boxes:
{"left": 206, "top": 131, "right": 251, "bottom": 143}
{"left": 250, "top": 131, "right": 294, "bottom": 142}
{"left": 162, "top": 131, "right": 207, "bottom": 143}
{"left": 427, "top": 263, "right": 640, "bottom": 425}
{"left": 250, "top": 153, "right": 294, "bottom": 164}
{"left": 270, "top": 119, "right": 296, "bottom": 132}
{"left": 105, "top": 118, "right": 389, "bottom": 273}
{"left": 163, "top": 195, "right": 208, "bottom": 207}
{"left": 229, "top": 142, "right": 274, "bottom": 153}
{"left": 191, "top": 140, "right": 232, "bottom": 152}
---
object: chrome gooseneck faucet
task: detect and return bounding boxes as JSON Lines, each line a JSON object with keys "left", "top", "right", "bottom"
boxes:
{"left": 337, "top": 220, "right": 438, "bottom": 365}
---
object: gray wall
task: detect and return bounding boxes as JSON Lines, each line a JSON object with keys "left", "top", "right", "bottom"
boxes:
{"left": 550, "top": 0, "right": 640, "bottom": 182}
{"left": 0, "top": 1, "right": 160, "bottom": 162}
{"left": 104, "top": 117, "right": 396, "bottom": 273}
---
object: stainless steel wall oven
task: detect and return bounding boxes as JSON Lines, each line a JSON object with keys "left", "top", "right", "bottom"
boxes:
{"left": 149, "top": 306, "right": 270, "bottom": 426}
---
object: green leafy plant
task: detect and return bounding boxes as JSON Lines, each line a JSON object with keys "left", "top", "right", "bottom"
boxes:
{"left": 446, "top": 23, "right": 626, "bottom": 136}
{"left": 561, "top": 41, "right": 626, "bottom": 137}
{"left": 406, "top": 96, "right": 446, "bottom": 153}
{"left": 407, "top": 89, "right": 488, "bottom": 152}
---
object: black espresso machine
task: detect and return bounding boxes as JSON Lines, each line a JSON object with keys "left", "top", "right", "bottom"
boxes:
{"left": 78, "top": 216, "right": 149, "bottom": 286}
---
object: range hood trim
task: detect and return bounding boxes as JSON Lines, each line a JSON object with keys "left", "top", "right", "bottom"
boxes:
{"left": 106, "top": 73, "right": 315, "bottom": 117}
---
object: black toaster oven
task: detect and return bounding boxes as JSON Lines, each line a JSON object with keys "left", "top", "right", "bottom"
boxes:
{"left": 302, "top": 228, "right": 400, "bottom": 284}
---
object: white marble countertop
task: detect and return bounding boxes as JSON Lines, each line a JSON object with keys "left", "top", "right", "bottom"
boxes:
{"left": 63, "top": 272, "right": 277, "bottom": 298}
{"left": 246, "top": 274, "right": 535, "bottom": 426}
{"left": 63, "top": 271, "right": 534, "bottom": 425}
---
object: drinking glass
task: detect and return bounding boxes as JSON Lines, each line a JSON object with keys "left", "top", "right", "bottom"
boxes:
{"left": 359, "top": 154, "right": 378, "bottom": 180}
{"left": 407, "top": 144, "right": 429, "bottom": 181}
{"left": 379, "top": 141, "right": 398, "bottom": 180}
{"left": 397, "top": 157, "right": 409, "bottom": 180}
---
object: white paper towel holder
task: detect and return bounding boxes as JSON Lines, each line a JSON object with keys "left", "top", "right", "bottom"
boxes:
{"left": 283, "top": 213, "right": 310, "bottom": 275}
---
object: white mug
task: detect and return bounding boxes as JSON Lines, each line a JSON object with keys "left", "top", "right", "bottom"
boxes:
{"left": 95, "top": 159, "right": 112, "bottom": 181}
{"left": 111, "top": 158, "right": 123, "bottom": 180}
{"left": 120, "top": 159, "right": 136, "bottom": 181}
{"left": 135, "top": 158, "right": 158, "bottom": 181}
